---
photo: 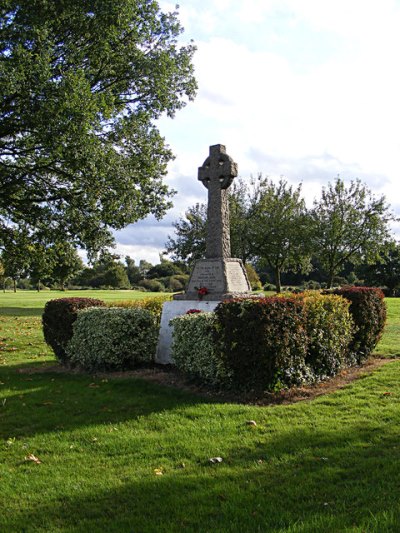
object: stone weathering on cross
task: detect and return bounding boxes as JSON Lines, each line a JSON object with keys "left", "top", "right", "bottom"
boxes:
{"left": 156, "top": 144, "right": 253, "bottom": 363}
{"left": 175, "top": 144, "right": 251, "bottom": 301}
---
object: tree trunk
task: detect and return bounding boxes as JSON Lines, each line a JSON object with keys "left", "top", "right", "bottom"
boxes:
{"left": 37, "top": 279, "right": 40, "bottom": 292}
{"left": 13, "top": 278, "right": 16, "bottom": 293}
{"left": 327, "top": 271, "right": 334, "bottom": 289}
{"left": 274, "top": 267, "right": 281, "bottom": 293}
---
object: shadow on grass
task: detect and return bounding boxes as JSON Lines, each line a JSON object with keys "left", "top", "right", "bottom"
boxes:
{"left": 1, "top": 425, "right": 400, "bottom": 532}
{"left": 0, "top": 307, "right": 43, "bottom": 316}
{"left": 0, "top": 363, "right": 211, "bottom": 439}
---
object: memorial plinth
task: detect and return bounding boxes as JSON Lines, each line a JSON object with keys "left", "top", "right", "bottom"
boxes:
{"left": 174, "top": 258, "right": 251, "bottom": 301}
{"left": 156, "top": 144, "right": 253, "bottom": 363}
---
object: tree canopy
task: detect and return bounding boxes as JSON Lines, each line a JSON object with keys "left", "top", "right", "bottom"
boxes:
{"left": 0, "top": 0, "right": 196, "bottom": 251}
{"left": 311, "top": 178, "right": 395, "bottom": 288}
{"left": 250, "top": 177, "right": 312, "bottom": 292}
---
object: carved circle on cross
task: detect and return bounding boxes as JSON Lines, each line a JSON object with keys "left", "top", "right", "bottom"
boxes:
{"left": 198, "top": 144, "right": 238, "bottom": 190}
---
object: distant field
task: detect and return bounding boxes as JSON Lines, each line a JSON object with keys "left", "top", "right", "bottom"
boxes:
{"left": 0, "top": 289, "right": 169, "bottom": 316}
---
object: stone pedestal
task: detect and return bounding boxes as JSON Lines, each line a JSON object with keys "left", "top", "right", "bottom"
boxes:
{"left": 155, "top": 300, "right": 219, "bottom": 364}
{"left": 174, "top": 258, "right": 252, "bottom": 301}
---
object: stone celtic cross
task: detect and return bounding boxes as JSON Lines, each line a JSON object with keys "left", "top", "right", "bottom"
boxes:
{"left": 198, "top": 144, "right": 238, "bottom": 258}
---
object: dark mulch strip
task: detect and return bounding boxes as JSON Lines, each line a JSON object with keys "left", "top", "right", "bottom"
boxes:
{"left": 17, "top": 356, "right": 398, "bottom": 406}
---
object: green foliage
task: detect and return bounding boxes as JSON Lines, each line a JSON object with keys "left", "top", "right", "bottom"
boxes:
{"left": 67, "top": 307, "right": 157, "bottom": 371}
{"left": 147, "top": 261, "right": 184, "bottom": 279}
{"left": 330, "top": 287, "right": 387, "bottom": 361}
{"left": 171, "top": 312, "right": 231, "bottom": 386}
{"left": 165, "top": 203, "right": 207, "bottom": 265}
{"left": 301, "top": 292, "right": 354, "bottom": 376}
{"left": 361, "top": 241, "right": 400, "bottom": 296}
{"left": 168, "top": 274, "right": 189, "bottom": 291}
{"left": 245, "top": 263, "right": 262, "bottom": 290}
{"left": 250, "top": 177, "right": 312, "bottom": 293}
{"left": 138, "top": 279, "right": 165, "bottom": 292}
{"left": 42, "top": 297, "right": 105, "bottom": 364}
{"left": 311, "top": 178, "right": 395, "bottom": 288}
{"left": 110, "top": 295, "right": 171, "bottom": 326}
{"left": 214, "top": 297, "right": 309, "bottom": 391}
{"left": 0, "top": 1, "right": 196, "bottom": 250}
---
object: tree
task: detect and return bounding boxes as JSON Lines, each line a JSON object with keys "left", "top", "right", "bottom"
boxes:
{"left": 310, "top": 178, "right": 395, "bottom": 288}
{"left": 0, "top": 228, "right": 31, "bottom": 291}
{"left": 125, "top": 256, "right": 142, "bottom": 285}
{"left": 165, "top": 181, "right": 257, "bottom": 266}
{"left": 165, "top": 203, "right": 207, "bottom": 265}
{"left": 28, "top": 242, "right": 55, "bottom": 291}
{"left": 360, "top": 241, "right": 400, "bottom": 296}
{"left": 0, "top": 1, "right": 196, "bottom": 251}
{"left": 250, "top": 178, "right": 312, "bottom": 293}
{"left": 50, "top": 243, "right": 84, "bottom": 290}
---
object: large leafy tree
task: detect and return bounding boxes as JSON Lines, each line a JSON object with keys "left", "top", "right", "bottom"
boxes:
{"left": 311, "top": 178, "right": 395, "bottom": 288}
{"left": 0, "top": 0, "right": 196, "bottom": 251}
{"left": 250, "top": 177, "right": 312, "bottom": 292}
{"left": 0, "top": 227, "right": 31, "bottom": 291}
{"left": 165, "top": 203, "right": 207, "bottom": 265}
{"left": 165, "top": 180, "right": 258, "bottom": 266}
{"left": 359, "top": 241, "right": 400, "bottom": 296}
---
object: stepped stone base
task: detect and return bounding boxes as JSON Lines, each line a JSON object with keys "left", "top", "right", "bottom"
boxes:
{"left": 174, "top": 258, "right": 252, "bottom": 301}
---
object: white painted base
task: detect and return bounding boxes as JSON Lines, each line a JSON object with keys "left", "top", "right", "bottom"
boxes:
{"left": 156, "top": 300, "right": 219, "bottom": 364}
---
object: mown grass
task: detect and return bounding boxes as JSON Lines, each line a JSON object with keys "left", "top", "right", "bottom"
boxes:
{"left": 0, "top": 289, "right": 169, "bottom": 316}
{"left": 0, "top": 294, "right": 399, "bottom": 532}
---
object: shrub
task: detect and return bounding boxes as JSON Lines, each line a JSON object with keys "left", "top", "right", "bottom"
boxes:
{"left": 171, "top": 312, "right": 230, "bottom": 386}
{"left": 66, "top": 307, "right": 158, "bottom": 372}
{"left": 214, "top": 297, "right": 309, "bottom": 391}
{"left": 42, "top": 297, "right": 105, "bottom": 365}
{"left": 301, "top": 292, "right": 354, "bottom": 377}
{"left": 245, "top": 264, "right": 263, "bottom": 290}
{"left": 329, "top": 287, "right": 386, "bottom": 361}
{"left": 138, "top": 279, "right": 165, "bottom": 292}
{"left": 110, "top": 295, "right": 171, "bottom": 326}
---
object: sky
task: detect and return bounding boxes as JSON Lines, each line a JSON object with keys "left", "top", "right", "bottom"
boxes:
{"left": 113, "top": 0, "right": 400, "bottom": 265}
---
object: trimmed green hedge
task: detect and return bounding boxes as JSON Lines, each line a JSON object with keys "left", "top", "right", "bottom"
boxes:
{"left": 171, "top": 291, "right": 379, "bottom": 392}
{"left": 302, "top": 292, "right": 354, "bottom": 377}
{"left": 66, "top": 307, "right": 158, "bottom": 372}
{"left": 329, "top": 287, "right": 386, "bottom": 361}
{"left": 109, "top": 295, "right": 171, "bottom": 326}
{"left": 42, "top": 297, "right": 105, "bottom": 365}
{"left": 214, "top": 297, "right": 309, "bottom": 390}
{"left": 171, "top": 312, "right": 231, "bottom": 386}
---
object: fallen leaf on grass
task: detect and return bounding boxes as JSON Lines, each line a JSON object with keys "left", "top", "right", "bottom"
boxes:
{"left": 88, "top": 383, "right": 100, "bottom": 388}
{"left": 209, "top": 457, "right": 223, "bottom": 464}
{"left": 383, "top": 391, "right": 392, "bottom": 396}
{"left": 245, "top": 420, "right": 257, "bottom": 426}
{"left": 154, "top": 468, "right": 164, "bottom": 476}
{"left": 25, "top": 453, "right": 41, "bottom": 464}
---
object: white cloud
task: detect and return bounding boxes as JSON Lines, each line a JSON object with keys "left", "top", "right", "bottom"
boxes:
{"left": 119, "top": 0, "right": 400, "bottom": 261}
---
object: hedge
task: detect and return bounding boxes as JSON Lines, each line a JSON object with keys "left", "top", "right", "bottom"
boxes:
{"left": 301, "top": 292, "right": 354, "bottom": 377}
{"left": 42, "top": 297, "right": 105, "bottom": 365}
{"left": 66, "top": 307, "right": 158, "bottom": 372}
{"left": 109, "top": 295, "right": 171, "bottom": 326}
{"left": 214, "top": 297, "right": 310, "bottom": 391}
{"left": 329, "top": 287, "right": 386, "bottom": 361}
{"left": 171, "top": 312, "right": 231, "bottom": 386}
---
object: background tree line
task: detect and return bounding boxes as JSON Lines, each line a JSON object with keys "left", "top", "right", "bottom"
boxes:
{"left": 166, "top": 175, "right": 399, "bottom": 294}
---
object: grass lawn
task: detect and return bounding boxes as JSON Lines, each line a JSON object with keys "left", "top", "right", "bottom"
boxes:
{"left": 0, "top": 289, "right": 169, "bottom": 316}
{"left": 0, "top": 293, "right": 399, "bottom": 532}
